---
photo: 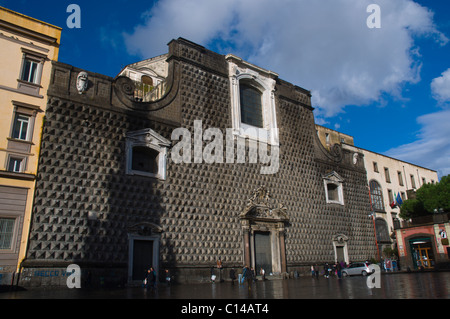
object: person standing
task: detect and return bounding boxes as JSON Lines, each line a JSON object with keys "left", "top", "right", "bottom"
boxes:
{"left": 229, "top": 268, "right": 236, "bottom": 285}
{"left": 146, "top": 267, "right": 157, "bottom": 290}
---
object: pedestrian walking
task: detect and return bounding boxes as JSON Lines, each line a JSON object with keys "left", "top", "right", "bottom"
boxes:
{"left": 324, "top": 263, "right": 329, "bottom": 278}
{"left": 260, "top": 267, "right": 266, "bottom": 280}
{"left": 336, "top": 262, "right": 342, "bottom": 279}
{"left": 229, "top": 268, "right": 236, "bottom": 285}
{"left": 145, "top": 267, "right": 157, "bottom": 290}
{"left": 242, "top": 265, "right": 253, "bottom": 290}
{"left": 164, "top": 269, "right": 171, "bottom": 285}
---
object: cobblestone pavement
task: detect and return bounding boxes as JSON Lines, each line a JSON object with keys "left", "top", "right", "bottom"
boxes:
{"left": 1, "top": 272, "right": 449, "bottom": 299}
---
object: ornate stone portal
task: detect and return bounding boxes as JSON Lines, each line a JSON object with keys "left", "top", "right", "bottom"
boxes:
{"left": 240, "top": 186, "right": 289, "bottom": 275}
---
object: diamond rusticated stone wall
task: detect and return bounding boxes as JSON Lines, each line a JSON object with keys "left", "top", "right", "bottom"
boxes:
{"left": 21, "top": 38, "right": 376, "bottom": 286}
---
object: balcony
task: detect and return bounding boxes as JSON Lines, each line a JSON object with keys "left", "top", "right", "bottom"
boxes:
{"left": 394, "top": 212, "right": 449, "bottom": 229}
{"left": 133, "top": 80, "right": 166, "bottom": 102}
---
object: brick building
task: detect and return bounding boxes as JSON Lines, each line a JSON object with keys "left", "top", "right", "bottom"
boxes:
{"left": 20, "top": 38, "right": 376, "bottom": 286}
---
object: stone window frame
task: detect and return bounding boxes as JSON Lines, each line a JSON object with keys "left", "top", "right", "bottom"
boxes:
{"left": 323, "top": 171, "right": 345, "bottom": 205}
{"left": 6, "top": 154, "right": 27, "bottom": 173}
{"left": 125, "top": 128, "right": 170, "bottom": 180}
{"left": 226, "top": 54, "right": 279, "bottom": 146}
{"left": 17, "top": 48, "right": 47, "bottom": 96}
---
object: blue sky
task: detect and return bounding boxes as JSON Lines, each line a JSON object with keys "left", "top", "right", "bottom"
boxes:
{"left": 2, "top": 0, "right": 449, "bottom": 178}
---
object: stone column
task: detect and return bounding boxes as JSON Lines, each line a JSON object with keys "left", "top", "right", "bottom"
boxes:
{"left": 279, "top": 227, "right": 287, "bottom": 274}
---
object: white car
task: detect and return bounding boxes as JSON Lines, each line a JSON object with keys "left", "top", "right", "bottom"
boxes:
{"left": 342, "top": 262, "right": 372, "bottom": 277}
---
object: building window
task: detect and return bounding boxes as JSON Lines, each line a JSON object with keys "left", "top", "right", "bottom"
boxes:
{"left": 0, "top": 218, "right": 15, "bottom": 250}
{"left": 375, "top": 218, "right": 391, "bottom": 243}
{"left": 370, "top": 180, "right": 384, "bottom": 212}
{"left": 12, "top": 114, "right": 31, "bottom": 141}
{"left": 126, "top": 128, "right": 170, "bottom": 180}
{"left": 227, "top": 54, "right": 279, "bottom": 145}
{"left": 373, "top": 162, "right": 378, "bottom": 172}
{"left": 240, "top": 83, "right": 263, "bottom": 128}
{"left": 410, "top": 175, "right": 416, "bottom": 189}
{"left": 398, "top": 171, "right": 403, "bottom": 186}
{"left": 7, "top": 156, "right": 24, "bottom": 173}
{"left": 21, "top": 58, "right": 40, "bottom": 84}
{"left": 384, "top": 167, "right": 391, "bottom": 183}
{"left": 323, "top": 172, "right": 344, "bottom": 205}
{"left": 17, "top": 49, "right": 47, "bottom": 96}
{"left": 388, "top": 189, "right": 394, "bottom": 206}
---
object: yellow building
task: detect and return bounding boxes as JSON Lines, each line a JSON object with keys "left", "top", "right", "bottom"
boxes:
{"left": 316, "top": 125, "right": 354, "bottom": 150}
{"left": 0, "top": 7, "right": 61, "bottom": 284}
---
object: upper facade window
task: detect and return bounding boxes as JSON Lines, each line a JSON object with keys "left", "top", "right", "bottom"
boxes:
{"left": 12, "top": 113, "right": 31, "bottom": 141}
{"left": 17, "top": 49, "right": 47, "bottom": 96}
{"left": 240, "top": 83, "right": 263, "bottom": 128}
{"left": 323, "top": 171, "right": 344, "bottom": 205}
{"left": 370, "top": 180, "right": 384, "bottom": 212}
{"left": 125, "top": 128, "right": 170, "bottom": 180}
{"left": 21, "top": 58, "right": 40, "bottom": 84}
{"left": 226, "top": 54, "right": 279, "bottom": 145}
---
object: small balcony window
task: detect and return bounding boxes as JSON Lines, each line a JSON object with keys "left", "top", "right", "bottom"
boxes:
{"left": 21, "top": 59, "right": 40, "bottom": 84}
{"left": 12, "top": 114, "right": 31, "bottom": 141}
{"left": 126, "top": 128, "right": 170, "bottom": 180}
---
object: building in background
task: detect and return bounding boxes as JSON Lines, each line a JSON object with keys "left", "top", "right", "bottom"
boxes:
{"left": 0, "top": 7, "right": 61, "bottom": 285}
{"left": 341, "top": 144, "right": 439, "bottom": 260}
{"left": 317, "top": 122, "right": 439, "bottom": 261}
{"left": 316, "top": 125, "right": 354, "bottom": 151}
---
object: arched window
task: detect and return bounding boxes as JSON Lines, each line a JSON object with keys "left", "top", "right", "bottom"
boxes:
{"left": 239, "top": 83, "right": 263, "bottom": 128}
{"left": 375, "top": 218, "right": 390, "bottom": 243}
{"left": 370, "top": 180, "right": 384, "bottom": 211}
{"left": 141, "top": 75, "right": 153, "bottom": 86}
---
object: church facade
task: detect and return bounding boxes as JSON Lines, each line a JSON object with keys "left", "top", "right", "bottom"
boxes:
{"left": 20, "top": 38, "right": 376, "bottom": 286}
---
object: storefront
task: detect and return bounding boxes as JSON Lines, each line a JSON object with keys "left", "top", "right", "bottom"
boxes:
{"left": 409, "top": 237, "right": 435, "bottom": 269}
{"left": 395, "top": 214, "right": 450, "bottom": 271}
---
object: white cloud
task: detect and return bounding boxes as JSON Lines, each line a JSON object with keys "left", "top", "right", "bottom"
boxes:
{"left": 123, "top": 0, "right": 448, "bottom": 118}
{"left": 384, "top": 109, "right": 450, "bottom": 179}
{"left": 431, "top": 68, "right": 450, "bottom": 104}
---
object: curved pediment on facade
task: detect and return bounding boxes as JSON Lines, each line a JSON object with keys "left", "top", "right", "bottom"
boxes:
{"left": 127, "top": 222, "right": 163, "bottom": 236}
{"left": 113, "top": 60, "right": 180, "bottom": 112}
{"left": 332, "top": 233, "right": 349, "bottom": 244}
{"left": 313, "top": 128, "right": 344, "bottom": 164}
{"left": 240, "top": 186, "right": 289, "bottom": 222}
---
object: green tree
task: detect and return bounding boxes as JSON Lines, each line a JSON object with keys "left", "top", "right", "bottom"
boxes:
{"left": 399, "top": 175, "right": 449, "bottom": 219}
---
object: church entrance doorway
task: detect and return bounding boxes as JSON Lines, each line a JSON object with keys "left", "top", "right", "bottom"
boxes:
{"left": 240, "top": 187, "right": 289, "bottom": 276}
{"left": 254, "top": 232, "right": 272, "bottom": 275}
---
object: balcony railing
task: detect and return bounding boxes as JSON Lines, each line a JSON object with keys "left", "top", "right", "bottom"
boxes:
{"left": 133, "top": 80, "right": 167, "bottom": 102}
{"left": 394, "top": 212, "right": 449, "bottom": 229}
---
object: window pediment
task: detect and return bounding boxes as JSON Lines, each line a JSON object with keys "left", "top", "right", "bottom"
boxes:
{"left": 323, "top": 171, "right": 344, "bottom": 205}
{"left": 125, "top": 129, "right": 170, "bottom": 180}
